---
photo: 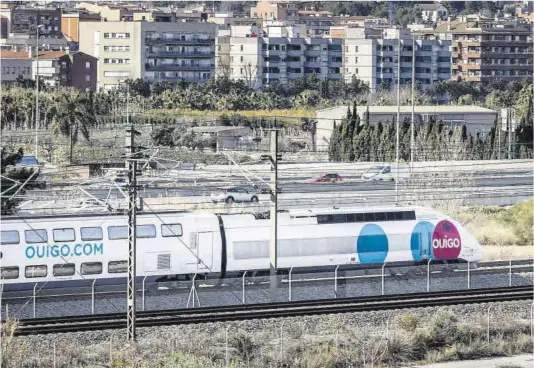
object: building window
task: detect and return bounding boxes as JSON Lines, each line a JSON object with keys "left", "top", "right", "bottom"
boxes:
{"left": 85, "top": 61, "right": 90, "bottom": 69}
{"left": 355, "top": 46, "right": 358, "bottom": 52}
{"left": 355, "top": 68, "right": 358, "bottom": 74}
{"left": 85, "top": 74, "right": 91, "bottom": 82}
{"left": 240, "top": 56, "right": 243, "bottom": 62}
{"left": 355, "top": 57, "right": 358, "bottom": 63}
{"left": 240, "top": 45, "right": 243, "bottom": 51}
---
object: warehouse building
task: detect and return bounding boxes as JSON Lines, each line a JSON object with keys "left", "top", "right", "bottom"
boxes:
{"left": 315, "top": 105, "right": 497, "bottom": 151}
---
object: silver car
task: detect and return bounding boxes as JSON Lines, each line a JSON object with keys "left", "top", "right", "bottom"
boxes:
{"left": 211, "top": 186, "right": 260, "bottom": 204}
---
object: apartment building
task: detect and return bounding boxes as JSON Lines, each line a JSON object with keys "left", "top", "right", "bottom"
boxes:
{"left": 250, "top": 1, "right": 297, "bottom": 21}
{"left": 79, "top": 21, "right": 217, "bottom": 89}
{"left": 342, "top": 27, "right": 451, "bottom": 92}
{"left": 416, "top": 20, "right": 533, "bottom": 83}
{"left": 61, "top": 10, "right": 101, "bottom": 42}
{"left": 8, "top": 7, "right": 63, "bottom": 39}
{"left": 0, "top": 49, "right": 96, "bottom": 90}
{"left": 217, "top": 23, "right": 342, "bottom": 89}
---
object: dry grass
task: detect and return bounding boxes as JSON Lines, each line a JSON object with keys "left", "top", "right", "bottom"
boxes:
{"left": 481, "top": 245, "right": 533, "bottom": 261}
{"left": 8, "top": 309, "right": 534, "bottom": 367}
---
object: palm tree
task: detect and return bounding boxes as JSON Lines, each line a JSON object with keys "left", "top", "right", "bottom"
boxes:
{"left": 51, "top": 89, "right": 95, "bottom": 163}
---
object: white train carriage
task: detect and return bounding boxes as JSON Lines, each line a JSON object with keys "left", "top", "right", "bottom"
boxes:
{"left": 0, "top": 205, "right": 483, "bottom": 290}
{"left": 220, "top": 206, "right": 483, "bottom": 273}
{"left": 0, "top": 211, "right": 222, "bottom": 289}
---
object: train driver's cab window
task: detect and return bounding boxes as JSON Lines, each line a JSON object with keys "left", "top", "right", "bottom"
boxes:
{"left": 53, "top": 228, "right": 75, "bottom": 242}
{"left": 108, "top": 260, "right": 128, "bottom": 273}
{"left": 81, "top": 262, "right": 102, "bottom": 275}
{"left": 53, "top": 263, "right": 76, "bottom": 276}
{"left": 25, "top": 229, "right": 48, "bottom": 243}
{"left": 81, "top": 227, "right": 103, "bottom": 241}
{"left": 136, "top": 225, "right": 156, "bottom": 238}
{"left": 25, "top": 265, "right": 47, "bottom": 278}
{"left": 108, "top": 226, "right": 128, "bottom": 240}
{"left": 161, "top": 224, "right": 183, "bottom": 237}
{"left": 1, "top": 266, "right": 19, "bottom": 279}
{"left": 1, "top": 230, "right": 20, "bottom": 244}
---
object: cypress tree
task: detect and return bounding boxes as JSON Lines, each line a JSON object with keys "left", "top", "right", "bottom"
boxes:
{"left": 329, "top": 120, "right": 341, "bottom": 161}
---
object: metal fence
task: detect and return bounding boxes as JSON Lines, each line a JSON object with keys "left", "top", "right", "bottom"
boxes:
{"left": 2, "top": 260, "right": 532, "bottom": 321}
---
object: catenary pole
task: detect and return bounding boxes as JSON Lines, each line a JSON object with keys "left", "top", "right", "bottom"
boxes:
{"left": 395, "top": 36, "right": 401, "bottom": 204}
{"left": 125, "top": 84, "right": 138, "bottom": 342}
{"left": 269, "top": 130, "right": 278, "bottom": 302}
{"left": 410, "top": 36, "right": 416, "bottom": 171}
{"left": 35, "top": 24, "right": 41, "bottom": 158}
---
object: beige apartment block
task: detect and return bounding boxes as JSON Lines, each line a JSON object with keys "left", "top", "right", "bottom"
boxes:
{"left": 79, "top": 21, "right": 217, "bottom": 90}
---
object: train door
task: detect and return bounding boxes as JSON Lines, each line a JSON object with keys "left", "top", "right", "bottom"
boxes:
{"left": 197, "top": 232, "right": 213, "bottom": 271}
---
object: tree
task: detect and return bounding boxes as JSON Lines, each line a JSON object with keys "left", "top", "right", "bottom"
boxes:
{"left": 300, "top": 118, "right": 317, "bottom": 151}
{"left": 51, "top": 90, "right": 96, "bottom": 163}
{"left": 1, "top": 148, "right": 40, "bottom": 214}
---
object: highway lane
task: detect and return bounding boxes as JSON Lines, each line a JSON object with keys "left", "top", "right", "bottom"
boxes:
{"left": 28, "top": 174, "right": 533, "bottom": 199}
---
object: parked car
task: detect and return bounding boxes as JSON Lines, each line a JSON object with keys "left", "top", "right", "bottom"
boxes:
{"left": 308, "top": 173, "right": 343, "bottom": 183}
{"left": 211, "top": 186, "right": 260, "bottom": 204}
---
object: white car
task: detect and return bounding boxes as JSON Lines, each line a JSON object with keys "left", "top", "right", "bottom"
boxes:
{"left": 362, "top": 164, "right": 410, "bottom": 182}
{"left": 211, "top": 186, "right": 260, "bottom": 204}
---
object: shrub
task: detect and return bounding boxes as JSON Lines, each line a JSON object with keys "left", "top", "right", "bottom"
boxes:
{"left": 396, "top": 312, "right": 418, "bottom": 332}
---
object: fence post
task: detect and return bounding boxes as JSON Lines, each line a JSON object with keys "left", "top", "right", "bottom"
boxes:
{"left": 381, "top": 263, "right": 387, "bottom": 295}
{"left": 509, "top": 259, "right": 512, "bottom": 287}
{"left": 427, "top": 259, "right": 431, "bottom": 292}
{"left": 242, "top": 271, "right": 247, "bottom": 304}
{"left": 53, "top": 340, "right": 57, "bottom": 368}
{"left": 487, "top": 305, "right": 493, "bottom": 342}
{"left": 288, "top": 267, "right": 293, "bottom": 302}
{"left": 91, "top": 279, "right": 97, "bottom": 315}
{"left": 142, "top": 276, "right": 147, "bottom": 311}
{"left": 33, "top": 283, "right": 37, "bottom": 318}
{"left": 467, "top": 261, "right": 470, "bottom": 290}
{"left": 334, "top": 265, "right": 340, "bottom": 298}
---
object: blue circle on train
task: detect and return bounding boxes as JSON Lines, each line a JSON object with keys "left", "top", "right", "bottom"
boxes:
{"left": 410, "top": 221, "right": 435, "bottom": 261}
{"left": 357, "top": 224, "right": 388, "bottom": 264}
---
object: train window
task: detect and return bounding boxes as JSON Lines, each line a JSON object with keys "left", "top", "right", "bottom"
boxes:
{"left": 374, "top": 212, "right": 386, "bottom": 222}
{"left": 81, "top": 262, "right": 102, "bottom": 275}
{"left": 317, "top": 215, "right": 333, "bottom": 224}
{"left": 333, "top": 214, "right": 346, "bottom": 223}
{"left": 25, "top": 229, "right": 48, "bottom": 244}
{"left": 346, "top": 213, "right": 356, "bottom": 222}
{"left": 403, "top": 211, "right": 416, "bottom": 220}
{"left": 1, "top": 266, "right": 19, "bottom": 279}
{"left": 53, "top": 228, "right": 75, "bottom": 242}
{"left": 53, "top": 263, "right": 75, "bottom": 276}
{"left": 136, "top": 224, "right": 156, "bottom": 238}
{"left": 363, "top": 213, "right": 375, "bottom": 222}
{"left": 1, "top": 230, "right": 20, "bottom": 244}
{"left": 354, "top": 213, "right": 364, "bottom": 222}
{"left": 108, "top": 260, "right": 128, "bottom": 273}
{"left": 108, "top": 226, "right": 128, "bottom": 240}
{"left": 161, "top": 224, "right": 183, "bottom": 237}
{"left": 81, "top": 227, "right": 103, "bottom": 241}
{"left": 25, "top": 265, "right": 47, "bottom": 278}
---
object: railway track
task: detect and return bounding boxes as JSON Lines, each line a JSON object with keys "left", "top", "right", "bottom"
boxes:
{"left": 15, "top": 286, "right": 532, "bottom": 336}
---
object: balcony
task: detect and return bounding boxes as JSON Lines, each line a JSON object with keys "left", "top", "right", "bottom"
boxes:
{"left": 145, "top": 63, "right": 214, "bottom": 71}
{"left": 147, "top": 50, "right": 214, "bottom": 58}
{"left": 145, "top": 38, "right": 214, "bottom": 45}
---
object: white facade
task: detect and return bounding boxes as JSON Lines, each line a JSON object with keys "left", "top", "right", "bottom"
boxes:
{"left": 420, "top": 4, "right": 449, "bottom": 23}
{"left": 216, "top": 24, "right": 343, "bottom": 90}
{"left": 343, "top": 31, "right": 451, "bottom": 92}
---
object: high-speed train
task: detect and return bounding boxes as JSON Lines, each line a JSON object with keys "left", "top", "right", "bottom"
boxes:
{"left": 0, "top": 206, "right": 484, "bottom": 290}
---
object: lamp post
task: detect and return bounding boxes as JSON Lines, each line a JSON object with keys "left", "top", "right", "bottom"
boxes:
{"left": 35, "top": 24, "right": 44, "bottom": 159}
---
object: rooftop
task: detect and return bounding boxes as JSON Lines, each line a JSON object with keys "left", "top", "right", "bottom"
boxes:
{"left": 0, "top": 50, "right": 69, "bottom": 59}
{"left": 419, "top": 4, "right": 445, "bottom": 11}
{"left": 316, "top": 105, "right": 497, "bottom": 115}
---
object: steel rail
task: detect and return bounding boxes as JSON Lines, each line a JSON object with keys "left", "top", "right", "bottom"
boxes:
{"left": 15, "top": 286, "right": 533, "bottom": 336}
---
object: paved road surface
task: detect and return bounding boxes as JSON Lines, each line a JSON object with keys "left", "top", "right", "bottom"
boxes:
{"left": 407, "top": 354, "right": 533, "bottom": 368}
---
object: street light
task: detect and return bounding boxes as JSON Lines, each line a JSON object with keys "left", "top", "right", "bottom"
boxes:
{"left": 35, "top": 24, "right": 44, "bottom": 159}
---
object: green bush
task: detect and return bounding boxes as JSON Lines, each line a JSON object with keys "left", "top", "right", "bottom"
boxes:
{"left": 396, "top": 312, "right": 418, "bottom": 332}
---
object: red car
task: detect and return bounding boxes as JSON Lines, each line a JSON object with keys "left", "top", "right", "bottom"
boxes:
{"left": 309, "top": 173, "right": 343, "bottom": 183}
